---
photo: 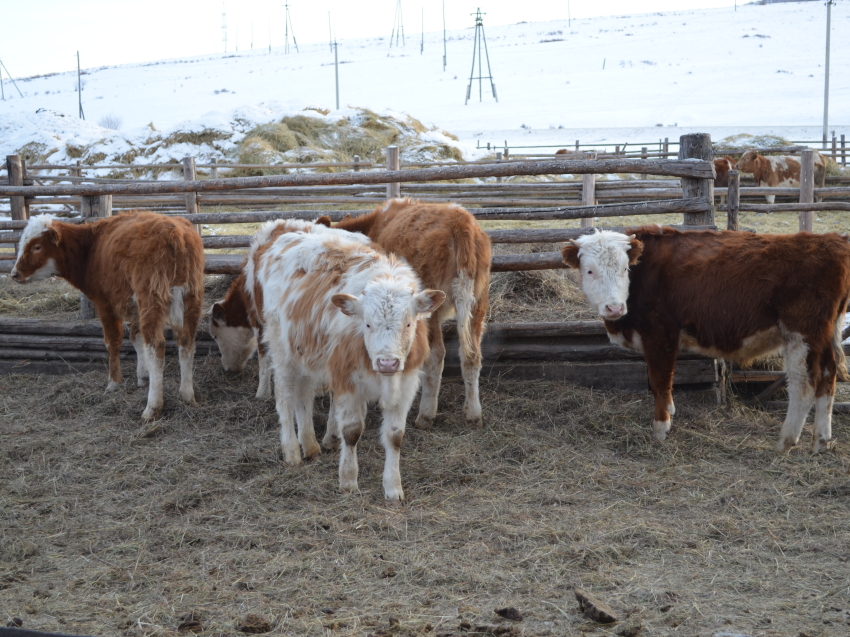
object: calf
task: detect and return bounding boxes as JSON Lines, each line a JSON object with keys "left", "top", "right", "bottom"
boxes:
{"left": 560, "top": 226, "right": 850, "bottom": 453}
{"left": 11, "top": 212, "right": 204, "bottom": 422}
{"left": 210, "top": 219, "right": 370, "bottom": 400}
{"left": 321, "top": 198, "right": 491, "bottom": 429}
{"left": 252, "top": 225, "right": 444, "bottom": 500}
{"left": 713, "top": 156, "right": 737, "bottom": 188}
{"left": 736, "top": 150, "right": 826, "bottom": 204}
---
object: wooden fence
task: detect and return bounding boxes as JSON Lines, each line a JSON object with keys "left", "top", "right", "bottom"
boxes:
{"left": 1, "top": 133, "right": 848, "bottom": 396}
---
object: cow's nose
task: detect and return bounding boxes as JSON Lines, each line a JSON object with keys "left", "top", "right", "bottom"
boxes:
{"left": 377, "top": 358, "right": 400, "bottom": 374}
{"left": 10, "top": 269, "right": 20, "bottom": 281}
{"left": 604, "top": 304, "right": 625, "bottom": 319}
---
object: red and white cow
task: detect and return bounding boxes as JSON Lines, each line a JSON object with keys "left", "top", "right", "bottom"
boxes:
{"left": 561, "top": 226, "right": 850, "bottom": 453}
{"left": 321, "top": 198, "right": 492, "bottom": 429}
{"left": 210, "top": 219, "right": 369, "bottom": 400}
{"left": 713, "top": 156, "right": 737, "bottom": 188}
{"left": 736, "top": 150, "right": 826, "bottom": 204}
{"left": 11, "top": 212, "right": 204, "bottom": 422}
{"left": 250, "top": 222, "right": 444, "bottom": 501}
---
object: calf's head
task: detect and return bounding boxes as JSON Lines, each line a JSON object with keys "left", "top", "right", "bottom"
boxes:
{"left": 332, "top": 281, "right": 445, "bottom": 374}
{"left": 210, "top": 300, "right": 257, "bottom": 372}
{"left": 735, "top": 150, "right": 759, "bottom": 173}
{"left": 10, "top": 214, "right": 61, "bottom": 283}
{"left": 560, "top": 231, "right": 643, "bottom": 321}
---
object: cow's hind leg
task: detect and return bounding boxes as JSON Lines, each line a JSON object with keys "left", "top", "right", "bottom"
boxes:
{"left": 777, "top": 334, "right": 815, "bottom": 453}
{"left": 137, "top": 292, "right": 169, "bottom": 423}
{"left": 812, "top": 348, "right": 838, "bottom": 453}
{"left": 335, "top": 393, "right": 365, "bottom": 493}
{"left": 415, "top": 316, "right": 444, "bottom": 430}
{"left": 645, "top": 344, "right": 678, "bottom": 441}
{"left": 97, "top": 303, "right": 124, "bottom": 393}
{"left": 272, "top": 363, "right": 302, "bottom": 466}
{"left": 175, "top": 285, "right": 201, "bottom": 407}
{"left": 322, "top": 395, "right": 340, "bottom": 450}
{"left": 293, "top": 376, "right": 321, "bottom": 459}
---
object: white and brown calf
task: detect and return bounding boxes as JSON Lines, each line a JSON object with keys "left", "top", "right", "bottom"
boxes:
{"left": 251, "top": 226, "right": 444, "bottom": 501}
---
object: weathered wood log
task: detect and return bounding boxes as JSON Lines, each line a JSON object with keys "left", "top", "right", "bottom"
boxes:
{"left": 183, "top": 157, "right": 201, "bottom": 233}
{"left": 79, "top": 194, "right": 112, "bottom": 320}
{"left": 717, "top": 202, "right": 850, "bottom": 213}
{"left": 484, "top": 224, "right": 715, "bottom": 244}
{"left": 470, "top": 198, "right": 712, "bottom": 221}
{"left": 6, "top": 155, "right": 28, "bottom": 221}
{"left": 799, "top": 149, "right": 815, "bottom": 232}
{"left": 727, "top": 170, "right": 739, "bottom": 231}
{"left": 678, "top": 133, "right": 715, "bottom": 226}
{"left": 581, "top": 151, "right": 596, "bottom": 228}
{"left": 0, "top": 158, "right": 717, "bottom": 197}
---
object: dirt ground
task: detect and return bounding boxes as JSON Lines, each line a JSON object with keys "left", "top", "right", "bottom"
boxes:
{"left": 2, "top": 209, "right": 850, "bottom": 637}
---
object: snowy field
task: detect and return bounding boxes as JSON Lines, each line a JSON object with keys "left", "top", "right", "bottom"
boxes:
{"left": 0, "top": 1, "right": 847, "bottom": 163}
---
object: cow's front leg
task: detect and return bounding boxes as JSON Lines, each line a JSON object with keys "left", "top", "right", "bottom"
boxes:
{"left": 644, "top": 344, "right": 678, "bottom": 441}
{"left": 272, "top": 364, "right": 302, "bottom": 466}
{"left": 293, "top": 377, "right": 321, "bottom": 459}
{"left": 335, "top": 393, "right": 365, "bottom": 493}
{"left": 97, "top": 305, "right": 124, "bottom": 393}
{"left": 380, "top": 377, "right": 419, "bottom": 502}
{"left": 256, "top": 335, "right": 272, "bottom": 400}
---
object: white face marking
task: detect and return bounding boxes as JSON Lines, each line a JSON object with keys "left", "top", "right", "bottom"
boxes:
{"left": 347, "top": 283, "right": 420, "bottom": 374}
{"left": 572, "top": 231, "right": 634, "bottom": 321}
{"left": 210, "top": 321, "right": 257, "bottom": 372}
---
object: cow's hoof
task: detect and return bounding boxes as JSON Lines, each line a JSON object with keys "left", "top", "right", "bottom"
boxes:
{"left": 810, "top": 438, "right": 833, "bottom": 454}
{"left": 465, "top": 415, "right": 484, "bottom": 429}
{"left": 652, "top": 420, "right": 671, "bottom": 441}
{"left": 255, "top": 390, "right": 272, "bottom": 400}
{"left": 106, "top": 380, "right": 121, "bottom": 393}
{"left": 141, "top": 406, "right": 161, "bottom": 423}
{"left": 776, "top": 437, "right": 796, "bottom": 454}
{"left": 302, "top": 442, "right": 322, "bottom": 460}
{"left": 384, "top": 495, "right": 404, "bottom": 507}
{"left": 281, "top": 446, "right": 302, "bottom": 466}
{"left": 322, "top": 435, "right": 340, "bottom": 451}
{"left": 136, "top": 378, "right": 147, "bottom": 387}
{"left": 339, "top": 479, "right": 359, "bottom": 493}
{"left": 414, "top": 416, "right": 434, "bottom": 431}
{"left": 179, "top": 390, "right": 197, "bottom": 407}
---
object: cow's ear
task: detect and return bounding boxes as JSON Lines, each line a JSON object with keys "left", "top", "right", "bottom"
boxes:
{"left": 332, "top": 293, "right": 360, "bottom": 316}
{"left": 47, "top": 226, "right": 60, "bottom": 245}
{"left": 560, "top": 241, "right": 581, "bottom": 269}
{"left": 316, "top": 215, "right": 332, "bottom": 228}
{"left": 627, "top": 235, "right": 644, "bottom": 266}
{"left": 414, "top": 289, "right": 446, "bottom": 315}
{"left": 211, "top": 302, "right": 226, "bottom": 326}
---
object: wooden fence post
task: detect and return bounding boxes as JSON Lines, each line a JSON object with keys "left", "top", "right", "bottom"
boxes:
{"left": 386, "top": 146, "right": 400, "bottom": 200}
{"left": 183, "top": 157, "right": 201, "bottom": 234}
{"left": 79, "top": 194, "right": 113, "bottom": 320}
{"left": 678, "top": 133, "right": 715, "bottom": 227}
{"left": 353, "top": 155, "right": 361, "bottom": 172}
{"left": 641, "top": 147, "right": 648, "bottom": 160}
{"left": 842, "top": 134, "right": 846, "bottom": 167}
{"left": 496, "top": 152, "right": 503, "bottom": 184}
{"left": 581, "top": 151, "right": 596, "bottom": 228}
{"left": 799, "top": 149, "right": 815, "bottom": 232}
{"left": 727, "top": 169, "right": 739, "bottom": 231}
{"left": 210, "top": 157, "right": 218, "bottom": 179}
{"left": 575, "top": 140, "right": 579, "bottom": 152}
{"left": 6, "top": 155, "right": 29, "bottom": 221}
{"left": 832, "top": 133, "right": 837, "bottom": 160}
{"left": 663, "top": 137, "right": 669, "bottom": 158}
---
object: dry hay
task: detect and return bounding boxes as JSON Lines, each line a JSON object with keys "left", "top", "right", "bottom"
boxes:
{"left": 1, "top": 352, "right": 850, "bottom": 637}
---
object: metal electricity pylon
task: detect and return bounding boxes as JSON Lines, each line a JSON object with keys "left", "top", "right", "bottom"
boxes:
{"left": 464, "top": 8, "right": 497, "bottom": 105}
{"left": 283, "top": 2, "right": 299, "bottom": 53}
{"left": 390, "top": 0, "right": 405, "bottom": 48}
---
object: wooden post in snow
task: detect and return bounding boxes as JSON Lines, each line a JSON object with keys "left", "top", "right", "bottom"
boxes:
{"left": 183, "top": 157, "right": 201, "bottom": 234}
{"left": 79, "top": 193, "right": 112, "bottom": 320}
{"left": 210, "top": 158, "right": 219, "bottom": 180}
{"left": 678, "top": 133, "right": 715, "bottom": 227}
{"left": 496, "top": 152, "right": 503, "bottom": 183}
{"left": 727, "top": 169, "right": 739, "bottom": 231}
{"left": 386, "top": 146, "right": 400, "bottom": 199}
{"left": 6, "top": 155, "right": 28, "bottom": 221}
{"left": 799, "top": 149, "right": 815, "bottom": 232}
{"left": 353, "top": 155, "right": 361, "bottom": 172}
{"left": 581, "top": 151, "right": 596, "bottom": 228}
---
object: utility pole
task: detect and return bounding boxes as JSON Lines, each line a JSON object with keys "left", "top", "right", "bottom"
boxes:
{"left": 77, "top": 51, "right": 85, "bottom": 119}
{"left": 390, "top": 0, "right": 405, "bottom": 48}
{"left": 0, "top": 59, "right": 23, "bottom": 98}
{"left": 568, "top": 0, "right": 571, "bottom": 28}
{"left": 442, "top": 0, "right": 447, "bottom": 70}
{"left": 251, "top": 20, "right": 254, "bottom": 50}
{"left": 464, "top": 8, "right": 498, "bottom": 105}
{"left": 823, "top": 0, "right": 833, "bottom": 149}
{"left": 334, "top": 40, "right": 340, "bottom": 110}
{"left": 421, "top": 8, "right": 424, "bottom": 54}
{"left": 328, "top": 12, "right": 333, "bottom": 53}
{"left": 0, "top": 62, "right": 4, "bottom": 101}
{"left": 283, "top": 2, "right": 299, "bottom": 54}
{"left": 222, "top": 2, "right": 228, "bottom": 53}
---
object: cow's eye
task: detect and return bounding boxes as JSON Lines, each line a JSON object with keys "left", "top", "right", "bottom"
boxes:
{"left": 366, "top": 324, "right": 371, "bottom": 329}
{"left": 586, "top": 269, "right": 593, "bottom": 275}
{"left": 407, "top": 323, "right": 411, "bottom": 328}
{"left": 32, "top": 245, "right": 42, "bottom": 253}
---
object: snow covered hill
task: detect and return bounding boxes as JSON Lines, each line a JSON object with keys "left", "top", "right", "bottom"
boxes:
{"left": 0, "top": 1, "right": 847, "bottom": 162}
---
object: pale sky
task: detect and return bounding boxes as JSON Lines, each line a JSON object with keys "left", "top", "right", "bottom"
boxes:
{"left": 2, "top": 1, "right": 741, "bottom": 79}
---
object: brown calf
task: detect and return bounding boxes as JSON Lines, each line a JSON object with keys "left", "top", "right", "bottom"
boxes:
{"left": 11, "top": 212, "right": 204, "bottom": 422}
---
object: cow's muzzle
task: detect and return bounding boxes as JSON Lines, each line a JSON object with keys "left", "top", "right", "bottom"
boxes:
{"left": 377, "top": 358, "right": 401, "bottom": 374}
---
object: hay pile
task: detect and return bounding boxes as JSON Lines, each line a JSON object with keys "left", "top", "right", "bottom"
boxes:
{"left": 1, "top": 355, "right": 849, "bottom": 637}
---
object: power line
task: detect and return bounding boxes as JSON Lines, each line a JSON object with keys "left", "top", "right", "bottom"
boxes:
{"left": 283, "top": 2, "right": 299, "bottom": 54}
{"left": 390, "top": 0, "right": 405, "bottom": 48}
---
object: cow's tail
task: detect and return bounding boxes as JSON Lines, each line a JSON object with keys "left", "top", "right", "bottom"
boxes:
{"left": 833, "top": 302, "right": 850, "bottom": 382}
{"left": 450, "top": 220, "right": 490, "bottom": 367}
